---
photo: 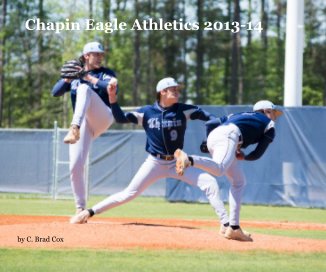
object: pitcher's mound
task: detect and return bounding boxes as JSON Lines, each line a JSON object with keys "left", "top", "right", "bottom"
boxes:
{"left": 1, "top": 215, "right": 325, "bottom": 252}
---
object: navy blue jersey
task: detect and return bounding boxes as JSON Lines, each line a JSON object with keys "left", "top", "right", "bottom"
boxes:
{"left": 51, "top": 67, "right": 116, "bottom": 110}
{"left": 206, "top": 111, "right": 275, "bottom": 161}
{"left": 111, "top": 102, "right": 214, "bottom": 155}
{"left": 223, "top": 112, "right": 275, "bottom": 148}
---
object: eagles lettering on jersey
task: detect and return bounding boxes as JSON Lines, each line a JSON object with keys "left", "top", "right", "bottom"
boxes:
{"left": 147, "top": 118, "right": 183, "bottom": 130}
{"left": 140, "top": 103, "right": 191, "bottom": 155}
{"left": 111, "top": 101, "right": 214, "bottom": 156}
{"left": 148, "top": 118, "right": 161, "bottom": 130}
{"left": 162, "top": 119, "right": 182, "bottom": 129}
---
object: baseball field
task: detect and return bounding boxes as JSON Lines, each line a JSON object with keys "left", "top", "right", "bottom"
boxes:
{"left": 0, "top": 194, "right": 325, "bottom": 272}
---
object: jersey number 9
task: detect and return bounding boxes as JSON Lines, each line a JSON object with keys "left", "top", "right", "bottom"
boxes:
{"left": 170, "top": 130, "right": 178, "bottom": 141}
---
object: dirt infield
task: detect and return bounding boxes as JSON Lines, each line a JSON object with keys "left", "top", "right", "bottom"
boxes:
{"left": 1, "top": 215, "right": 325, "bottom": 252}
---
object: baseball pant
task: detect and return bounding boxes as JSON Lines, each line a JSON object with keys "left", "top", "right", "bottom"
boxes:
{"left": 69, "top": 84, "right": 114, "bottom": 209}
{"left": 191, "top": 123, "right": 246, "bottom": 226}
{"left": 92, "top": 154, "right": 229, "bottom": 225}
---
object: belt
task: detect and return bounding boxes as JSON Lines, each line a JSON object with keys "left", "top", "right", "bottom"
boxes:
{"left": 151, "top": 153, "right": 175, "bottom": 161}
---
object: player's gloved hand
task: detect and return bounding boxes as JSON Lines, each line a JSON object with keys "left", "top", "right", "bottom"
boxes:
{"left": 200, "top": 140, "right": 209, "bottom": 153}
{"left": 60, "top": 59, "right": 88, "bottom": 79}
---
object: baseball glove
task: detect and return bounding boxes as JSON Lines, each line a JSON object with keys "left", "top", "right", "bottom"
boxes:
{"left": 60, "top": 59, "right": 87, "bottom": 79}
{"left": 200, "top": 140, "right": 209, "bottom": 153}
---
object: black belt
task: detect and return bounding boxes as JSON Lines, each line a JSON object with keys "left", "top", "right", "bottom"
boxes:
{"left": 151, "top": 153, "right": 175, "bottom": 161}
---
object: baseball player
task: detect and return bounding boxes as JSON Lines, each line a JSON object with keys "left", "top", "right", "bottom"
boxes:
{"left": 70, "top": 77, "right": 229, "bottom": 229}
{"left": 51, "top": 41, "right": 117, "bottom": 214}
{"left": 174, "top": 100, "right": 283, "bottom": 241}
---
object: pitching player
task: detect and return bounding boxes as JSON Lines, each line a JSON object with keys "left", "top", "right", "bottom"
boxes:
{"left": 70, "top": 77, "right": 229, "bottom": 229}
{"left": 51, "top": 41, "right": 117, "bottom": 214}
{"left": 174, "top": 100, "right": 283, "bottom": 241}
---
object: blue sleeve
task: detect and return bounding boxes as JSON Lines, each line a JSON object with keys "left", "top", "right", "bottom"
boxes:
{"left": 51, "top": 79, "right": 71, "bottom": 97}
{"left": 111, "top": 103, "right": 138, "bottom": 124}
{"left": 97, "top": 80, "right": 119, "bottom": 95}
{"left": 244, "top": 128, "right": 275, "bottom": 161}
{"left": 190, "top": 108, "right": 215, "bottom": 121}
{"left": 205, "top": 116, "right": 227, "bottom": 137}
{"left": 96, "top": 79, "right": 109, "bottom": 91}
{"left": 96, "top": 68, "right": 118, "bottom": 92}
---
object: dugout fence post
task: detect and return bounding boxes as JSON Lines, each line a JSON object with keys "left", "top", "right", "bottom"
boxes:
{"left": 52, "top": 121, "right": 59, "bottom": 199}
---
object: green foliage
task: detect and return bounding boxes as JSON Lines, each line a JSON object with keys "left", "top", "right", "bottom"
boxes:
{"left": 303, "top": 86, "right": 323, "bottom": 105}
{"left": 0, "top": 0, "right": 325, "bottom": 128}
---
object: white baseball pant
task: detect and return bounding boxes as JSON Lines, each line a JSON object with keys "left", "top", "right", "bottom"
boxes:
{"left": 191, "top": 123, "right": 246, "bottom": 226}
{"left": 92, "top": 154, "right": 230, "bottom": 225}
{"left": 69, "top": 84, "right": 114, "bottom": 209}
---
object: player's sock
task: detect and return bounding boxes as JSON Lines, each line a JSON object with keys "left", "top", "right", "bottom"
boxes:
{"left": 88, "top": 208, "right": 95, "bottom": 217}
{"left": 230, "top": 225, "right": 240, "bottom": 230}
{"left": 188, "top": 156, "right": 194, "bottom": 166}
{"left": 223, "top": 222, "right": 230, "bottom": 227}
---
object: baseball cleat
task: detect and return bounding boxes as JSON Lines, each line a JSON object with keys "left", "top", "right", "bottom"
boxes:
{"left": 219, "top": 225, "right": 228, "bottom": 236}
{"left": 174, "top": 149, "right": 191, "bottom": 176}
{"left": 224, "top": 227, "right": 253, "bottom": 242}
{"left": 63, "top": 125, "right": 80, "bottom": 144}
{"left": 75, "top": 208, "right": 85, "bottom": 215}
{"left": 219, "top": 225, "right": 250, "bottom": 237}
{"left": 242, "top": 229, "right": 251, "bottom": 237}
{"left": 70, "top": 209, "right": 90, "bottom": 224}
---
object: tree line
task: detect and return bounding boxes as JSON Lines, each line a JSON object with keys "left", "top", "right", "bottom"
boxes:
{"left": 0, "top": 0, "right": 325, "bottom": 128}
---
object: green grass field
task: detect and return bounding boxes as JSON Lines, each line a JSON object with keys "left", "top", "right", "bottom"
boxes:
{"left": 0, "top": 194, "right": 325, "bottom": 272}
{"left": 1, "top": 248, "right": 325, "bottom": 272}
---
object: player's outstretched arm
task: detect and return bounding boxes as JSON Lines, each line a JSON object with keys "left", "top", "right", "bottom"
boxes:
{"left": 107, "top": 79, "right": 138, "bottom": 124}
{"left": 189, "top": 107, "right": 215, "bottom": 121}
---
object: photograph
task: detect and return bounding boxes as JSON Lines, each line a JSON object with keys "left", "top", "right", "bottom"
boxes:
{"left": 0, "top": 0, "right": 325, "bottom": 271}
